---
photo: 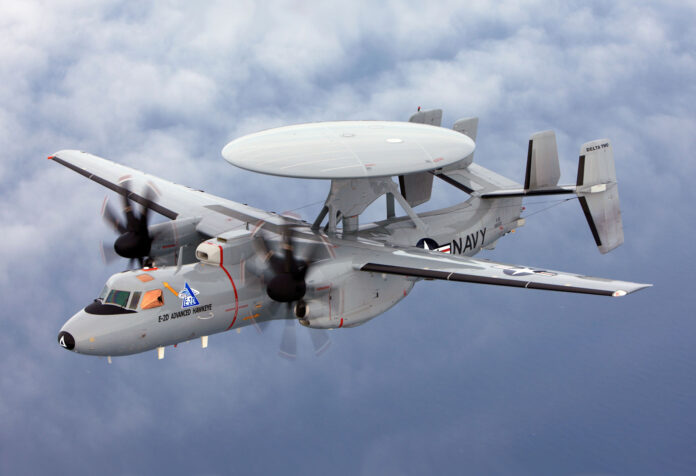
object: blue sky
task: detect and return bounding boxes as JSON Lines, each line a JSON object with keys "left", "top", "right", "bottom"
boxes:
{"left": 1, "top": 1, "right": 695, "bottom": 474}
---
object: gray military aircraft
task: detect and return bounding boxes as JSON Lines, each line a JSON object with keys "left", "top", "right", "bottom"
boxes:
{"left": 52, "top": 109, "right": 650, "bottom": 360}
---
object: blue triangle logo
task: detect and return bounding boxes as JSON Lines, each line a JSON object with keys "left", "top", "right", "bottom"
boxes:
{"left": 181, "top": 282, "right": 200, "bottom": 308}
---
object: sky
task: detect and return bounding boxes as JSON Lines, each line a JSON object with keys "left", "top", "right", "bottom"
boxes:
{"left": 1, "top": 1, "right": 695, "bottom": 474}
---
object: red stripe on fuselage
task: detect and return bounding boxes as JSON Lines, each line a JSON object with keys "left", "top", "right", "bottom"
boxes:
{"left": 218, "top": 245, "right": 239, "bottom": 329}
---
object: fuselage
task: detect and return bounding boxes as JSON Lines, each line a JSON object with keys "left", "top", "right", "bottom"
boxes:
{"left": 58, "top": 237, "right": 416, "bottom": 356}
{"left": 58, "top": 194, "right": 524, "bottom": 358}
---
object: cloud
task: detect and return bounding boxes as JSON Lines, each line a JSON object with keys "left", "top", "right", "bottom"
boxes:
{"left": 1, "top": 1, "right": 695, "bottom": 474}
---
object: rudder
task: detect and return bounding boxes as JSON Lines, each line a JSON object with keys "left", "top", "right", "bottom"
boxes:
{"left": 577, "top": 139, "right": 624, "bottom": 254}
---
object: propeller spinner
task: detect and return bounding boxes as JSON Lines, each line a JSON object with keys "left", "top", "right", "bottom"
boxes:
{"left": 253, "top": 225, "right": 320, "bottom": 305}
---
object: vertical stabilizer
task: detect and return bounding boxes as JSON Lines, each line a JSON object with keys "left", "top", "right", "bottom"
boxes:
{"left": 441, "top": 117, "right": 478, "bottom": 173}
{"left": 453, "top": 117, "right": 478, "bottom": 142}
{"left": 525, "top": 130, "right": 560, "bottom": 190}
{"left": 576, "top": 140, "right": 624, "bottom": 254}
{"left": 409, "top": 108, "right": 442, "bottom": 126}
{"left": 399, "top": 109, "right": 442, "bottom": 207}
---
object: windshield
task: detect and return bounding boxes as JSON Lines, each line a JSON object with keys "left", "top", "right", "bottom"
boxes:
{"left": 128, "top": 291, "right": 142, "bottom": 310}
{"left": 86, "top": 287, "right": 140, "bottom": 316}
{"left": 94, "top": 285, "right": 153, "bottom": 311}
{"left": 105, "top": 290, "right": 130, "bottom": 308}
{"left": 98, "top": 285, "right": 109, "bottom": 301}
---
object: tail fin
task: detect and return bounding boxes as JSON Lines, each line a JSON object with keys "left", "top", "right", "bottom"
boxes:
{"left": 436, "top": 129, "right": 625, "bottom": 254}
{"left": 398, "top": 108, "right": 443, "bottom": 207}
{"left": 525, "top": 130, "right": 560, "bottom": 190}
{"left": 576, "top": 140, "right": 624, "bottom": 254}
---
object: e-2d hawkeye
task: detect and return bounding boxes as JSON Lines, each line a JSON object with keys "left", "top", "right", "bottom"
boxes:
{"left": 51, "top": 109, "right": 650, "bottom": 360}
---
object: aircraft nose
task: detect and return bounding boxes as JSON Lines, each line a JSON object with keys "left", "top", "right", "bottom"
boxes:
{"left": 57, "top": 330, "right": 76, "bottom": 351}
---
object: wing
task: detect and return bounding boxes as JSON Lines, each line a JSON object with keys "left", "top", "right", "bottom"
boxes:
{"left": 49, "top": 149, "right": 296, "bottom": 236}
{"left": 356, "top": 246, "right": 650, "bottom": 297}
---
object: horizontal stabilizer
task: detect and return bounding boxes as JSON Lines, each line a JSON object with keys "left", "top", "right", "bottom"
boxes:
{"left": 435, "top": 163, "right": 520, "bottom": 195}
{"left": 577, "top": 139, "right": 623, "bottom": 254}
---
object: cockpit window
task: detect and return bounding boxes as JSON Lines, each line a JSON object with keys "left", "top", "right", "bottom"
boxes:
{"left": 98, "top": 285, "right": 109, "bottom": 301}
{"left": 128, "top": 291, "right": 142, "bottom": 310}
{"left": 105, "top": 290, "right": 130, "bottom": 308}
{"left": 141, "top": 289, "right": 164, "bottom": 310}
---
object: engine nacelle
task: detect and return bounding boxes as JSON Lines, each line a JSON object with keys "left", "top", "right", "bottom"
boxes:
{"left": 195, "top": 229, "right": 254, "bottom": 266}
{"left": 295, "top": 299, "right": 333, "bottom": 328}
{"left": 298, "top": 262, "right": 416, "bottom": 329}
{"left": 149, "top": 217, "right": 205, "bottom": 265}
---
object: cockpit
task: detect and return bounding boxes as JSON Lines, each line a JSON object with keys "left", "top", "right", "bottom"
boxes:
{"left": 58, "top": 269, "right": 174, "bottom": 354}
{"left": 85, "top": 272, "right": 166, "bottom": 315}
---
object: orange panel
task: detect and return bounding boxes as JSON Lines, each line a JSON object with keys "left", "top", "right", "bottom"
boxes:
{"left": 141, "top": 289, "right": 164, "bottom": 309}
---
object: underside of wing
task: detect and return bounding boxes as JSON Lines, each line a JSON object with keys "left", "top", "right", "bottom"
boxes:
{"left": 357, "top": 247, "right": 650, "bottom": 297}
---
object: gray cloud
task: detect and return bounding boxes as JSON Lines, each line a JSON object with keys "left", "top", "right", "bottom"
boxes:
{"left": 1, "top": 1, "right": 695, "bottom": 474}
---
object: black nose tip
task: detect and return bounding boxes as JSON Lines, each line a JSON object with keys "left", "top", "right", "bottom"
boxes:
{"left": 58, "top": 331, "right": 75, "bottom": 350}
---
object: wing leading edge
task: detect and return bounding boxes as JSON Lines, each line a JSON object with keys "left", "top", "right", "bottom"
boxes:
{"left": 48, "top": 149, "right": 292, "bottom": 237}
{"left": 357, "top": 248, "right": 650, "bottom": 297}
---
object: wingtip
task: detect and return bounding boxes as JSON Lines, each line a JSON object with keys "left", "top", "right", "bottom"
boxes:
{"left": 617, "top": 283, "right": 652, "bottom": 297}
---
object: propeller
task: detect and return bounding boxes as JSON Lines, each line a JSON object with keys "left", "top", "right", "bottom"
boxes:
{"left": 254, "top": 318, "right": 331, "bottom": 360}
{"left": 249, "top": 222, "right": 332, "bottom": 359}
{"left": 99, "top": 239, "right": 120, "bottom": 265}
{"left": 279, "top": 319, "right": 298, "bottom": 359}
{"left": 101, "top": 183, "right": 156, "bottom": 268}
{"left": 253, "top": 225, "right": 323, "bottom": 305}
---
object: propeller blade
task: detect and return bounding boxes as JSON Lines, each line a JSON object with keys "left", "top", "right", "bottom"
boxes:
{"left": 252, "top": 232, "right": 271, "bottom": 257}
{"left": 99, "top": 240, "right": 120, "bottom": 264}
{"left": 297, "top": 241, "right": 324, "bottom": 280}
{"left": 139, "top": 185, "right": 153, "bottom": 232}
{"left": 120, "top": 183, "right": 138, "bottom": 231}
{"left": 282, "top": 227, "right": 295, "bottom": 274}
{"left": 278, "top": 319, "right": 297, "bottom": 360}
{"left": 101, "top": 198, "right": 127, "bottom": 234}
{"left": 309, "top": 329, "right": 331, "bottom": 357}
{"left": 303, "top": 240, "right": 324, "bottom": 264}
{"left": 252, "top": 318, "right": 270, "bottom": 334}
{"left": 253, "top": 233, "right": 284, "bottom": 274}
